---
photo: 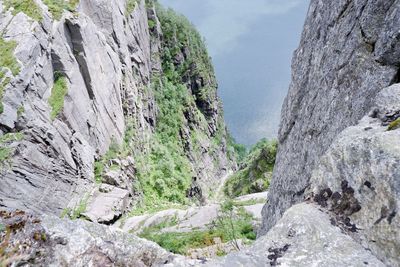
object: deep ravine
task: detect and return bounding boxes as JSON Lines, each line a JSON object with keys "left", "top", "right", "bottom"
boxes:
{"left": 0, "top": 0, "right": 399, "bottom": 266}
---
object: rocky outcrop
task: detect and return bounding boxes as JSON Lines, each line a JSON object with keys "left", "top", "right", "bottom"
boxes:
{"left": 0, "top": 0, "right": 234, "bottom": 218}
{"left": 211, "top": 203, "right": 385, "bottom": 267}
{"left": 0, "top": 210, "right": 198, "bottom": 267}
{"left": 261, "top": 0, "right": 400, "bottom": 234}
{"left": 307, "top": 84, "right": 400, "bottom": 266}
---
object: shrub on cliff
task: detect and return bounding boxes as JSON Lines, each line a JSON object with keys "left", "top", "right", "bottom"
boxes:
{"left": 224, "top": 139, "right": 277, "bottom": 198}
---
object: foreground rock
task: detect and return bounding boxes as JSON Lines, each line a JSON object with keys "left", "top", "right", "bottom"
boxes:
{"left": 210, "top": 203, "right": 385, "bottom": 267}
{"left": 0, "top": 210, "right": 200, "bottom": 267}
{"left": 307, "top": 84, "right": 400, "bottom": 266}
{"left": 82, "top": 184, "right": 131, "bottom": 224}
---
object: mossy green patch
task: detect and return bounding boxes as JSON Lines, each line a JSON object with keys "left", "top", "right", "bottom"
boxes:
{"left": 125, "top": 0, "right": 137, "bottom": 17}
{"left": 42, "top": 0, "right": 80, "bottom": 20}
{"left": 224, "top": 139, "right": 277, "bottom": 198}
{"left": 140, "top": 201, "right": 256, "bottom": 255}
{"left": 388, "top": 118, "right": 400, "bottom": 131}
{"left": 17, "top": 105, "right": 24, "bottom": 117}
{"left": 0, "top": 77, "right": 11, "bottom": 114}
{"left": 61, "top": 193, "right": 89, "bottom": 219}
{"left": 0, "top": 38, "right": 20, "bottom": 76}
{"left": 3, "top": 0, "right": 43, "bottom": 21}
{"left": 48, "top": 72, "right": 68, "bottom": 120}
{"left": 133, "top": 78, "right": 193, "bottom": 210}
{"left": 0, "top": 132, "right": 24, "bottom": 168}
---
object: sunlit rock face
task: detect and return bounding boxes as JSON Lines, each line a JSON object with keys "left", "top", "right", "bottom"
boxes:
{"left": 0, "top": 0, "right": 234, "bottom": 217}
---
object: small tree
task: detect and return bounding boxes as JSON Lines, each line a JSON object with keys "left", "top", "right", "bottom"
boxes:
{"left": 216, "top": 200, "right": 240, "bottom": 251}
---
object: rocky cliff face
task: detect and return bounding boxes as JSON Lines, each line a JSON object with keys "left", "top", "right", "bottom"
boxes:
{"left": 261, "top": 0, "right": 400, "bottom": 233}
{"left": 0, "top": 0, "right": 235, "bottom": 218}
{"left": 259, "top": 0, "right": 400, "bottom": 265}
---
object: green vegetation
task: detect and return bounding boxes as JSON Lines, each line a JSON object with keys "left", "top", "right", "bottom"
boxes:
{"left": 0, "top": 132, "right": 24, "bottom": 168}
{"left": 148, "top": 18, "right": 156, "bottom": 29}
{"left": 157, "top": 5, "right": 213, "bottom": 83}
{"left": 0, "top": 76, "right": 11, "bottom": 114}
{"left": 129, "top": 5, "right": 224, "bottom": 212}
{"left": 0, "top": 38, "right": 20, "bottom": 76}
{"left": 134, "top": 78, "right": 193, "bottom": 209}
{"left": 48, "top": 72, "right": 68, "bottom": 120}
{"left": 388, "top": 118, "right": 400, "bottom": 131}
{"left": 125, "top": 0, "right": 137, "bottom": 17}
{"left": 0, "top": 223, "right": 4, "bottom": 233}
{"left": 3, "top": 0, "right": 42, "bottom": 21}
{"left": 227, "top": 134, "right": 247, "bottom": 163}
{"left": 139, "top": 200, "right": 255, "bottom": 255}
{"left": 42, "top": 0, "right": 80, "bottom": 20}
{"left": 233, "top": 198, "right": 266, "bottom": 207}
{"left": 224, "top": 139, "right": 277, "bottom": 198}
{"left": 61, "top": 194, "right": 89, "bottom": 219}
{"left": 17, "top": 105, "right": 24, "bottom": 117}
{"left": 94, "top": 138, "right": 121, "bottom": 183}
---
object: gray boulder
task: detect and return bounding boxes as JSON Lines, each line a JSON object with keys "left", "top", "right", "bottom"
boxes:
{"left": 307, "top": 84, "right": 400, "bottom": 266}
{"left": 211, "top": 203, "right": 385, "bottom": 267}
{"left": 82, "top": 184, "right": 131, "bottom": 224}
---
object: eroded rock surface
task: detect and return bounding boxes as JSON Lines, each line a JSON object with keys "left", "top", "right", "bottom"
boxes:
{"left": 308, "top": 84, "right": 400, "bottom": 266}
{"left": 261, "top": 0, "right": 400, "bottom": 234}
{"left": 0, "top": 0, "right": 234, "bottom": 216}
{"left": 212, "top": 203, "right": 385, "bottom": 267}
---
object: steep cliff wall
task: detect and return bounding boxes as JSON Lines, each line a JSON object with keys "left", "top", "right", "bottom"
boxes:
{"left": 261, "top": 0, "right": 400, "bottom": 234}
{"left": 0, "top": 0, "right": 235, "bottom": 216}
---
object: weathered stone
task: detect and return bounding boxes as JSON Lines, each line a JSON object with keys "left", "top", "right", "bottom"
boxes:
{"left": 212, "top": 203, "right": 385, "bottom": 267}
{"left": 82, "top": 185, "right": 130, "bottom": 224}
{"left": 261, "top": 0, "right": 400, "bottom": 235}
{"left": 307, "top": 84, "right": 400, "bottom": 266}
{"left": 0, "top": 210, "right": 199, "bottom": 267}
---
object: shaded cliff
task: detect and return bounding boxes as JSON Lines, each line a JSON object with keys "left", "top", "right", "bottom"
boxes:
{"left": 261, "top": 0, "right": 400, "bottom": 233}
{"left": 0, "top": 0, "right": 235, "bottom": 216}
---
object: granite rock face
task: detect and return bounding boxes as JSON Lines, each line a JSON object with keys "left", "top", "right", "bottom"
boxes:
{"left": 307, "top": 84, "right": 400, "bottom": 266}
{"left": 261, "top": 0, "right": 400, "bottom": 234}
{"left": 0, "top": 0, "right": 234, "bottom": 217}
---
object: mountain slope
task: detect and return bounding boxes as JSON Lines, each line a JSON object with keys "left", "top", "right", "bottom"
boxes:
{"left": 0, "top": 0, "right": 236, "bottom": 216}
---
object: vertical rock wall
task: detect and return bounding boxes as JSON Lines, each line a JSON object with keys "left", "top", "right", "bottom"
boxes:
{"left": 260, "top": 0, "right": 400, "bottom": 234}
{"left": 0, "top": 0, "right": 234, "bottom": 215}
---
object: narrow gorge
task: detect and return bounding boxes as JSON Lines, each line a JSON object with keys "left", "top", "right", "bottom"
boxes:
{"left": 0, "top": 0, "right": 399, "bottom": 266}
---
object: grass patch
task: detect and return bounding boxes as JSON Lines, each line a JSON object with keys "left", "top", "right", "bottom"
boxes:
{"left": 3, "top": 0, "right": 43, "bottom": 21}
{"left": 148, "top": 18, "right": 156, "bottom": 29}
{"left": 388, "top": 118, "right": 400, "bottom": 131}
{"left": 0, "top": 147, "right": 12, "bottom": 165}
{"left": 93, "top": 138, "right": 121, "bottom": 183}
{"left": 0, "top": 76, "right": 11, "bottom": 114}
{"left": 139, "top": 200, "right": 256, "bottom": 255}
{"left": 17, "top": 105, "right": 24, "bottom": 117}
{"left": 42, "top": 0, "right": 80, "bottom": 20}
{"left": 48, "top": 72, "right": 68, "bottom": 120}
{"left": 0, "top": 38, "right": 20, "bottom": 76}
{"left": 233, "top": 198, "right": 266, "bottom": 207}
{"left": 0, "top": 132, "right": 23, "bottom": 168}
{"left": 61, "top": 193, "right": 89, "bottom": 219}
{"left": 224, "top": 139, "right": 277, "bottom": 198}
{"left": 125, "top": 0, "right": 137, "bottom": 17}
